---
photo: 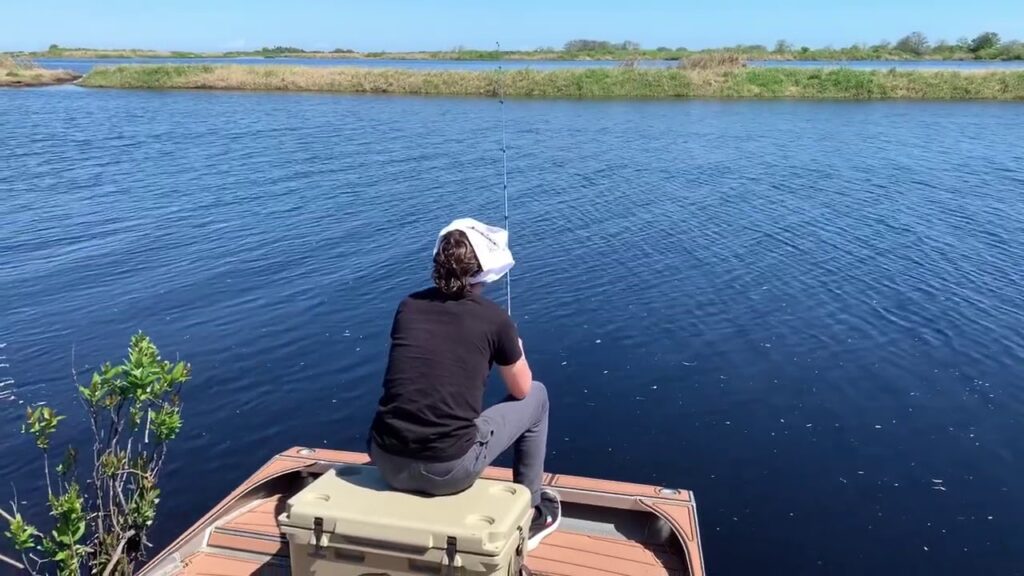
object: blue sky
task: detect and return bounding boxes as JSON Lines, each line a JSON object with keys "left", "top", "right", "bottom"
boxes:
{"left": 4, "top": 0, "right": 1021, "bottom": 52}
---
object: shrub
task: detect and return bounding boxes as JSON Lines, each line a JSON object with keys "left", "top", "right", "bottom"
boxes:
{"left": 678, "top": 53, "right": 747, "bottom": 70}
{"left": 2, "top": 333, "right": 190, "bottom": 576}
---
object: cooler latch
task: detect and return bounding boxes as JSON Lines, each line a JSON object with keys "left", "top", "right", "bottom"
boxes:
{"left": 443, "top": 536, "right": 457, "bottom": 576}
{"left": 312, "top": 517, "right": 326, "bottom": 551}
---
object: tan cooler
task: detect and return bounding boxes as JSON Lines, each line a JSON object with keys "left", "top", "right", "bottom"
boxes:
{"left": 279, "top": 463, "right": 533, "bottom": 576}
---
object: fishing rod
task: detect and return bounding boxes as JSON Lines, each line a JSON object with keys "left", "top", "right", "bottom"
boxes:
{"left": 497, "top": 41, "right": 511, "bottom": 315}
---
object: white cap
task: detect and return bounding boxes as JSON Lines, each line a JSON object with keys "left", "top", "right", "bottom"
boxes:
{"left": 433, "top": 218, "right": 515, "bottom": 284}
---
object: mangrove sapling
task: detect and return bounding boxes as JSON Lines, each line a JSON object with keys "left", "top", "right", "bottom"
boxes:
{"left": 2, "top": 333, "right": 190, "bottom": 576}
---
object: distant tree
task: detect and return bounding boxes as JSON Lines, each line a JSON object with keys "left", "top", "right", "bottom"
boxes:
{"left": 870, "top": 40, "right": 892, "bottom": 52}
{"left": 955, "top": 37, "right": 972, "bottom": 51}
{"left": 47, "top": 44, "right": 61, "bottom": 52}
{"left": 773, "top": 40, "right": 793, "bottom": 53}
{"left": 799, "top": 46, "right": 811, "bottom": 54}
{"left": 969, "top": 32, "right": 1001, "bottom": 53}
{"left": 895, "top": 32, "right": 930, "bottom": 55}
{"left": 563, "top": 39, "right": 614, "bottom": 52}
{"left": 1000, "top": 40, "right": 1024, "bottom": 60}
{"left": 257, "top": 45, "right": 306, "bottom": 54}
{"left": 619, "top": 40, "right": 642, "bottom": 51}
{"left": 931, "top": 39, "right": 953, "bottom": 54}
{"left": 330, "top": 48, "right": 355, "bottom": 54}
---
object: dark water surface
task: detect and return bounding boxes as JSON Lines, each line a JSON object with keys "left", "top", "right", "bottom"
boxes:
{"left": 35, "top": 56, "right": 1024, "bottom": 75}
{"left": 2, "top": 87, "right": 1023, "bottom": 575}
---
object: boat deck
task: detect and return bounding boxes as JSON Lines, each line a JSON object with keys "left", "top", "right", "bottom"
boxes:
{"left": 143, "top": 448, "right": 702, "bottom": 576}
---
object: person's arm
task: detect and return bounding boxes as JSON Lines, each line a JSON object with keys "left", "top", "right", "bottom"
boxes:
{"left": 494, "top": 317, "right": 533, "bottom": 400}
{"left": 498, "top": 338, "right": 533, "bottom": 400}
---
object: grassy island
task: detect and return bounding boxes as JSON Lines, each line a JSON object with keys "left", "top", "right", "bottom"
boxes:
{"left": 0, "top": 56, "right": 80, "bottom": 87}
{"left": 78, "top": 64, "right": 1024, "bottom": 100}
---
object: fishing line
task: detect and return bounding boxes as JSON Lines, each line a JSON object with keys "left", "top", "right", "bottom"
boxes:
{"left": 497, "top": 41, "right": 511, "bottom": 314}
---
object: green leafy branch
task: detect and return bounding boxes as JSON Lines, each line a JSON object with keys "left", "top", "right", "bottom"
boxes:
{"left": 2, "top": 333, "right": 190, "bottom": 575}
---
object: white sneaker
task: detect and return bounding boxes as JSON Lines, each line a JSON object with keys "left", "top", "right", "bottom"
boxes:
{"left": 526, "top": 489, "right": 562, "bottom": 551}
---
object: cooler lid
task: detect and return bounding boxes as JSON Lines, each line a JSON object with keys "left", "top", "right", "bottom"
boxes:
{"left": 279, "top": 464, "right": 531, "bottom": 557}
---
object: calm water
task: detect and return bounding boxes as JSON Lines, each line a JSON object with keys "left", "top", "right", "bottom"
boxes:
{"left": 2, "top": 87, "right": 1023, "bottom": 575}
{"left": 35, "top": 56, "right": 1024, "bottom": 75}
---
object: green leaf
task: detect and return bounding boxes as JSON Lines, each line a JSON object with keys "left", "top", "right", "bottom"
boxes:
{"left": 23, "top": 405, "right": 63, "bottom": 449}
{"left": 151, "top": 405, "right": 183, "bottom": 442}
{"left": 4, "top": 511, "right": 39, "bottom": 550}
{"left": 171, "top": 361, "right": 187, "bottom": 383}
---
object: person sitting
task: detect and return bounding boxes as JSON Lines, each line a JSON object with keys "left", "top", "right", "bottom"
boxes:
{"left": 368, "top": 218, "right": 561, "bottom": 551}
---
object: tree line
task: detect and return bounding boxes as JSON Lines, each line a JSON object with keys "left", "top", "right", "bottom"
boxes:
{"left": 770, "top": 31, "right": 1018, "bottom": 59}
{"left": 560, "top": 32, "right": 1022, "bottom": 60}
{"left": 33, "top": 32, "right": 1023, "bottom": 61}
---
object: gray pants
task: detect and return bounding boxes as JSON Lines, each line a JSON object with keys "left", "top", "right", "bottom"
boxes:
{"left": 370, "top": 381, "right": 549, "bottom": 507}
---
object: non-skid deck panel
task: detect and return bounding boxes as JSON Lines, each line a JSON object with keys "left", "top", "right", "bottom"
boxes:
{"left": 177, "top": 552, "right": 288, "bottom": 576}
{"left": 530, "top": 558, "right": 682, "bottom": 576}
{"left": 221, "top": 497, "right": 286, "bottom": 537}
{"left": 207, "top": 531, "right": 286, "bottom": 557}
{"left": 529, "top": 532, "right": 683, "bottom": 576}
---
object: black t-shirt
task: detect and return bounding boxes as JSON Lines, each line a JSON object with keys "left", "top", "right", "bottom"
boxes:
{"left": 369, "top": 287, "right": 522, "bottom": 462}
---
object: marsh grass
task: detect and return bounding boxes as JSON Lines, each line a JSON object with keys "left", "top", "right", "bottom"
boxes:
{"left": 679, "top": 53, "right": 748, "bottom": 70}
{"left": 79, "top": 64, "right": 1024, "bottom": 100}
{"left": 0, "top": 56, "right": 80, "bottom": 87}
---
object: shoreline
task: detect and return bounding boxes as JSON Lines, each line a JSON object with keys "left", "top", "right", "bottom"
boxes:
{"left": 0, "top": 72, "right": 81, "bottom": 87}
{"left": 0, "top": 57, "right": 80, "bottom": 87}
{"left": 77, "top": 65, "right": 1024, "bottom": 100}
